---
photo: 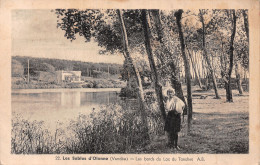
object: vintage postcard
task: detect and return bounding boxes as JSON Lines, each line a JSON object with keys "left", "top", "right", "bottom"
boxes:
{"left": 0, "top": 0, "right": 259, "bottom": 164}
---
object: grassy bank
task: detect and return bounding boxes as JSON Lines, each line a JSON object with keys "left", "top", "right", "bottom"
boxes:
{"left": 12, "top": 103, "right": 163, "bottom": 154}
{"left": 12, "top": 110, "right": 248, "bottom": 154}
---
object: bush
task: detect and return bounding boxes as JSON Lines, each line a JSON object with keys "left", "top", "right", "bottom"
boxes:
{"left": 63, "top": 83, "right": 82, "bottom": 88}
{"left": 11, "top": 103, "right": 163, "bottom": 154}
{"left": 66, "top": 104, "right": 150, "bottom": 153}
{"left": 83, "top": 79, "right": 126, "bottom": 88}
{"left": 119, "top": 87, "right": 138, "bottom": 98}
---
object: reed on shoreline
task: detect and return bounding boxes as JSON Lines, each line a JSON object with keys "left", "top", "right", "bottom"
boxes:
{"left": 11, "top": 103, "right": 164, "bottom": 154}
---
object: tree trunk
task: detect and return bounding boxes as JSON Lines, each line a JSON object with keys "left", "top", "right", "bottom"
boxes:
{"left": 174, "top": 10, "right": 193, "bottom": 133}
{"left": 169, "top": 62, "right": 187, "bottom": 110}
{"left": 117, "top": 9, "right": 150, "bottom": 142}
{"left": 141, "top": 9, "right": 167, "bottom": 121}
{"left": 242, "top": 10, "right": 249, "bottom": 67}
{"left": 225, "top": 80, "right": 232, "bottom": 101}
{"left": 199, "top": 10, "right": 221, "bottom": 99}
{"left": 220, "top": 40, "right": 226, "bottom": 72}
{"left": 235, "top": 62, "right": 243, "bottom": 95}
{"left": 242, "top": 10, "right": 249, "bottom": 41}
{"left": 205, "top": 72, "right": 210, "bottom": 90}
{"left": 225, "top": 10, "right": 237, "bottom": 102}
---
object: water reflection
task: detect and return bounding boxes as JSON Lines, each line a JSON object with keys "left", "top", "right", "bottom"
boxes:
{"left": 12, "top": 90, "right": 120, "bottom": 110}
{"left": 60, "top": 91, "right": 81, "bottom": 107}
{"left": 12, "top": 89, "right": 121, "bottom": 131}
{"left": 58, "top": 91, "right": 119, "bottom": 107}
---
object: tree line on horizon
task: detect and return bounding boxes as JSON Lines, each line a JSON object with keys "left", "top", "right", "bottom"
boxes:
{"left": 12, "top": 56, "right": 122, "bottom": 77}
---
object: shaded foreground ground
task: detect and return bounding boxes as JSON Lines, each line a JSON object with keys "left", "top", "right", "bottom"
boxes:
{"left": 141, "top": 89, "right": 249, "bottom": 154}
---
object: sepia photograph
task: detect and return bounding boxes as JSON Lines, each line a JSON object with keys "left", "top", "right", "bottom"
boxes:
{"left": 10, "top": 8, "right": 250, "bottom": 155}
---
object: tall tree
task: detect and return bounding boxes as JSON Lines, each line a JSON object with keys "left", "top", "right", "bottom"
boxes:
{"left": 199, "top": 9, "right": 221, "bottom": 99}
{"left": 140, "top": 9, "right": 167, "bottom": 121}
{"left": 235, "top": 9, "right": 249, "bottom": 93}
{"left": 224, "top": 10, "right": 237, "bottom": 102}
{"left": 117, "top": 9, "right": 150, "bottom": 141}
{"left": 211, "top": 9, "right": 248, "bottom": 97}
{"left": 235, "top": 61, "right": 243, "bottom": 94}
{"left": 174, "top": 9, "right": 193, "bottom": 133}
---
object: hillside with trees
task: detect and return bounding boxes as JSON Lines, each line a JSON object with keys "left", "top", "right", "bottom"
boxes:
{"left": 12, "top": 56, "right": 122, "bottom": 77}
{"left": 11, "top": 56, "right": 125, "bottom": 89}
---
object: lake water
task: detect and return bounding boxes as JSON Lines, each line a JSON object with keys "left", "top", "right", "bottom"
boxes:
{"left": 12, "top": 88, "right": 122, "bottom": 131}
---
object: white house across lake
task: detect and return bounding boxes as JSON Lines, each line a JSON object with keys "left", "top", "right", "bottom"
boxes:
{"left": 56, "top": 70, "right": 82, "bottom": 84}
{"left": 38, "top": 70, "right": 82, "bottom": 84}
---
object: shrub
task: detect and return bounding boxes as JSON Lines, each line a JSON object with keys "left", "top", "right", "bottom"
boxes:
{"left": 119, "top": 87, "right": 138, "bottom": 98}
{"left": 11, "top": 92, "right": 250, "bottom": 154}
{"left": 66, "top": 104, "right": 151, "bottom": 153}
{"left": 11, "top": 103, "right": 164, "bottom": 154}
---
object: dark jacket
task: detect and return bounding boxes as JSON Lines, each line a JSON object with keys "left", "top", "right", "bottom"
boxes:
{"left": 164, "top": 110, "right": 181, "bottom": 133}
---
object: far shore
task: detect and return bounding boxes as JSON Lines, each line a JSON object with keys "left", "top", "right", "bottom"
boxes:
{"left": 11, "top": 88, "right": 122, "bottom": 94}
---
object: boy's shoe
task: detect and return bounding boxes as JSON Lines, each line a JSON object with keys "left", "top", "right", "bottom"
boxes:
{"left": 176, "top": 146, "right": 181, "bottom": 150}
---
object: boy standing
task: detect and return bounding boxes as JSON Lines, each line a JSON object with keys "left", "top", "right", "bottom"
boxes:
{"left": 164, "top": 88, "right": 184, "bottom": 150}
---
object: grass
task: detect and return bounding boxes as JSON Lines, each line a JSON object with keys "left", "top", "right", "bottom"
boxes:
{"left": 140, "top": 112, "right": 248, "bottom": 154}
{"left": 182, "top": 112, "right": 248, "bottom": 153}
{"left": 11, "top": 119, "right": 65, "bottom": 154}
{"left": 140, "top": 88, "right": 249, "bottom": 154}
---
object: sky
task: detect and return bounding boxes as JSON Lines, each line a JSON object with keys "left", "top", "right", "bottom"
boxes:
{"left": 11, "top": 10, "right": 124, "bottom": 64}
